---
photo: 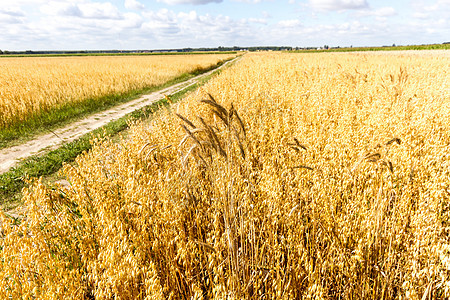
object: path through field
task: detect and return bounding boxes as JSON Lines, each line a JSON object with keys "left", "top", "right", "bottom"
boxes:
{"left": 0, "top": 57, "right": 240, "bottom": 174}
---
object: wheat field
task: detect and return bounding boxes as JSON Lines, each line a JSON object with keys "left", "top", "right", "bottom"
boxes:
{"left": 0, "top": 51, "right": 449, "bottom": 299}
{"left": 0, "top": 54, "right": 235, "bottom": 129}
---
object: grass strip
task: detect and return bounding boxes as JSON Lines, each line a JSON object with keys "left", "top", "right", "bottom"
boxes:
{"left": 290, "top": 43, "right": 450, "bottom": 53}
{"left": 0, "top": 61, "right": 227, "bottom": 206}
{"left": 0, "top": 51, "right": 238, "bottom": 58}
{"left": 0, "top": 58, "right": 234, "bottom": 149}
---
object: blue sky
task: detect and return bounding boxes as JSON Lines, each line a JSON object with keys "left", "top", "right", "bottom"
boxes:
{"left": 0, "top": 0, "right": 449, "bottom": 51}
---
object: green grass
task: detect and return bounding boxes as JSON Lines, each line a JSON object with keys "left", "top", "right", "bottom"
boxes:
{"left": 291, "top": 43, "right": 450, "bottom": 53}
{"left": 0, "top": 58, "right": 234, "bottom": 149}
{"left": 0, "top": 59, "right": 230, "bottom": 207}
{"left": 0, "top": 51, "right": 238, "bottom": 58}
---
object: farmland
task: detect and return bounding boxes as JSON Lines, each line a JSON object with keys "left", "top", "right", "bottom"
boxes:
{"left": 0, "top": 53, "right": 236, "bottom": 146}
{"left": 1, "top": 51, "right": 449, "bottom": 299}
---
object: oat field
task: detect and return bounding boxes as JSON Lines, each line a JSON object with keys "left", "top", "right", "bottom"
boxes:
{"left": 0, "top": 54, "right": 235, "bottom": 130}
{"left": 1, "top": 51, "right": 449, "bottom": 299}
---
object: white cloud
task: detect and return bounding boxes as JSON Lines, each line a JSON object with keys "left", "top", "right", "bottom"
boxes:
{"left": 41, "top": 1, "right": 123, "bottom": 19}
{"left": 158, "top": 0, "right": 222, "bottom": 5}
{"left": 355, "top": 7, "right": 397, "bottom": 18}
{"left": 79, "top": 2, "right": 123, "bottom": 19}
{"left": 278, "top": 19, "right": 301, "bottom": 28}
{"left": 4, "top": 0, "right": 47, "bottom": 5}
{"left": 125, "top": 0, "right": 145, "bottom": 10}
{"left": 19, "top": 8, "right": 144, "bottom": 51}
{"left": 0, "top": 6, "right": 26, "bottom": 24}
{"left": 420, "top": 0, "right": 450, "bottom": 12}
{"left": 142, "top": 9, "right": 179, "bottom": 35}
{"left": 411, "top": 0, "right": 450, "bottom": 23}
{"left": 248, "top": 17, "right": 267, "bottom": 24}
{"left": 233, "top": 0, "right": 263, "bottom": 3}
{"left": 25, "top": 1, "right": 144, "bottom": 49}
{"left": 139, "top": 9, "right": 260, "bottom": 47}
{"left": 0, "top": 15, "right": 22, "bottom": 24}
{"left": 413, "top": 12, "right": 429, "bottom": 19}
{"left": 0, "top": 7, "right": 26, "bottom": 17}
{"left": 41, "top": 2, "right": 82, "bottom": 17}
{"left": 309, "top": 0, "right": 368, "bottom": 11}
{"left": 373, "top": 7, "right": 396, "bottom": 17}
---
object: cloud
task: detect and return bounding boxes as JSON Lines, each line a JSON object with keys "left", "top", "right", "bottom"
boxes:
{"left": 411, "top": 0, "right": 450, "bottom": 22}
{"left": 41, "top": 2, "right": 82, "bottom": 17}
{"left": 19, "top": 8, "right": 144, "bottom": 51}
{"left": 0, "top": 6, "right": 26, "bottom": 24}
{"left": 277, "top": 19, "right": 301, "bottom": 28}
{"left": 309, "top": 0, "right": 369, "bottom": 11}
{"left": 0, "top": 15, "right": 23, "bottom": 24}
{"left": 354, "top": 7, "right": 397, "bottom": 18}
{"left": 421, "top": 0, "right": 450, "bottom": 12}
{"left": 233, "top": 0, "right": 263, "bottom": 3}
{"left": 248, "top": 18, "right": 267, "bottom": 24}
{"left": 41, "top": 1, "right": 123, "bottom": 19}
{"left": 142, "top": 9, "right": 180, "bottom": 35}
{"left": 125, "top": 0, "right": 145, "bottom": 10}
{"left": 0, "top": 7, "right": 26, "bottom": 17}
{"left": 5, "top": 0, "right": 47, "bottom": 4}
{"left": 372, "top": 7, "right": 396, "bottom": 17}
{"left": 158, "top": 0, "right": 223, "bottom": 5}
{"left": 78, "top": 2, "right": 123, "bottom": 19}
{"left": 412, "top": 12, "right": 429, "bottom": 19}
{"left": 139, "top": 9, "right": 260, "bottom": 47}
{"left": 30, "top": 1, "right": 144, "bottom": 49}
{"left": 261, "top": 11, "right": 271, "bottom": 18}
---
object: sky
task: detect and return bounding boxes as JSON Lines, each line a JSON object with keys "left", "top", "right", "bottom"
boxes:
{"left": 0, "top": 0, "right": 449, "bottom": 51}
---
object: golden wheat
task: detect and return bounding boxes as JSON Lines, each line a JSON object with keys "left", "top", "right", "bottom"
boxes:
{"left": 1, "top": 50, "right": 449, "bottom": 299}
{"left": 0, "top": 54, "right": 236, "bottom": 129}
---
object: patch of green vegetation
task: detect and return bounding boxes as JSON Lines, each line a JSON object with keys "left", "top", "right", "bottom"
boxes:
{"left": 291, "top": 43, "right": 450, "bottom": 53}
{"left": 0, "top": 58, "right": 235, "bottom": 149}
{"left": 0, "top": 51, "right": 238, "bottom": 58}
{"left": 0, "top": 56, "right": 232, "bottom": 206}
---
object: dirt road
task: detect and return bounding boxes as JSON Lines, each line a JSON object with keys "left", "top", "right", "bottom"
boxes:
{"left": 0, "top": 57, "right": 239, "bottom": 174}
